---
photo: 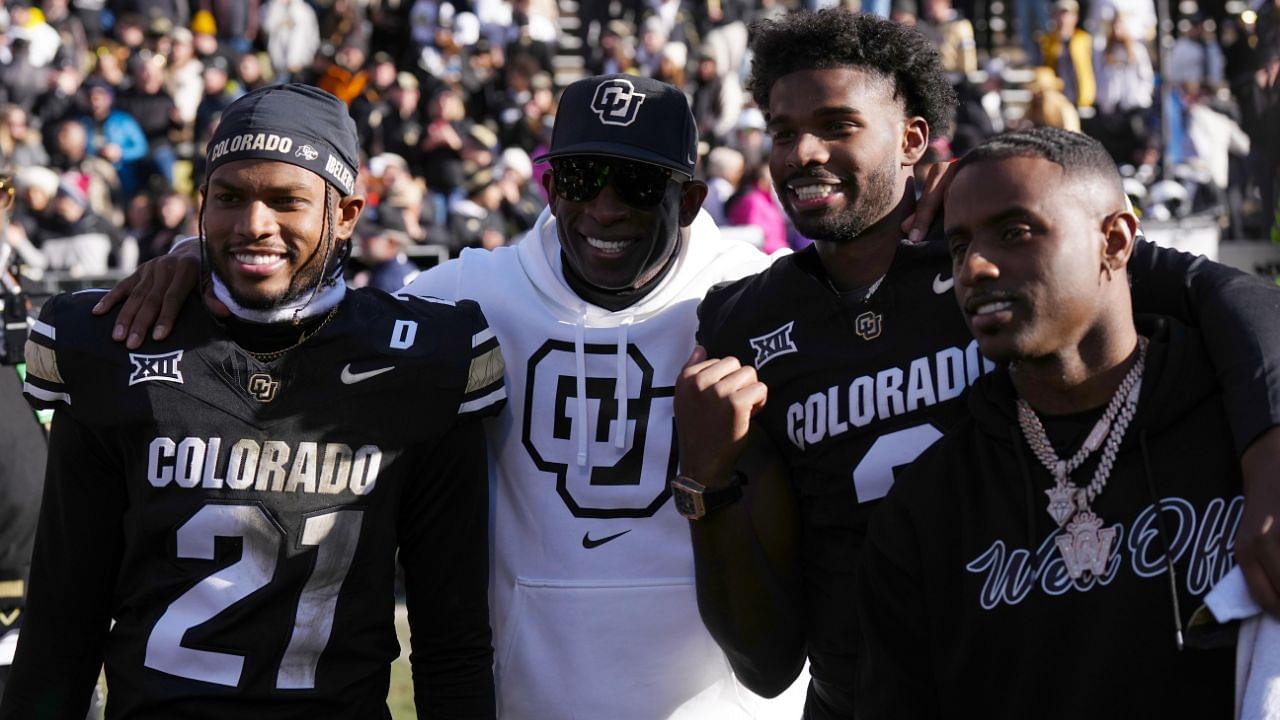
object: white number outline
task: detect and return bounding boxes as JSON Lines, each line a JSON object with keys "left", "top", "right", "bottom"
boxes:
{"left": 852, "top": 423, "right": 943, "bottom": 503}
{"left": 143, "top": 502, "right": 365, "bottom": 689}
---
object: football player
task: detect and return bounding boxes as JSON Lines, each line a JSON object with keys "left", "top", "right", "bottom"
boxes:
{"left": 675, "top": 10, "right": 1280, "bottom": 720}
{"left": 0, "top": 179, "right": 44, "bottom": 705}
{"left": 84, "top": 75, "right": 801, "bottom": 719}
{"left": 0, "top": 85, "right": 502, "bottom": 719}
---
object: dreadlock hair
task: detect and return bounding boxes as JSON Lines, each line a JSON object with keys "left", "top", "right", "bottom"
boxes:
{"left": 955, "top": 127, "right": 1124, "bottom": 196}
{"left": 292, "top": 182, "right": 339, "bottom": 325}
{"left": 747, "top": 9, "right": 957, "bottom": 138}
{"left": 198, "top": 188, "right": 211, "bottom": 305}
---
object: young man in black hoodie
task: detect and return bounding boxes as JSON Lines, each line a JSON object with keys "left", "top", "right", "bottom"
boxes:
{"left": 855, "top": 127, "right": 1239, "bottom": 717}
{"left": 677, "top": 10, "right": 1280, "bottom": 719}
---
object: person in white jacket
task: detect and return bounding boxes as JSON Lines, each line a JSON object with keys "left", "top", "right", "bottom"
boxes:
{"left": 261, "top": 0, "right": 320, "bottom": 81}
{"left": 89, "top": 74, "right": 806, "bottom": 719}
{"left": 405, "top": 74, "right": 807, "bottom": 720}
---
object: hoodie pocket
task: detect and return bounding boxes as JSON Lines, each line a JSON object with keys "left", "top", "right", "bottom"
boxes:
{"left": 497, "top": 576, "right": 737, "bottom": 720}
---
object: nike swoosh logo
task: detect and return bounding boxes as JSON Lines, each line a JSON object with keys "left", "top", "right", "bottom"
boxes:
{"left": 582, "top": 529, "right": 631, "bottom": 549}
{"left": 340, "top": 364, "right": 396, "bottom": 384}
{"left": 933, "top": 274, "right": 955, "bottom": 294}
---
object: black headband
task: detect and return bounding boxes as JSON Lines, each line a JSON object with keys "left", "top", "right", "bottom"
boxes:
{"left": 205, "top": 84, "right": 360, "bottom": 196}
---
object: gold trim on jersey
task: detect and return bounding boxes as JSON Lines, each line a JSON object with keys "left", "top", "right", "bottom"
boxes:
{"left": 0, "top": 580, "right": 24, "bottom": 600}
{"left": 23, "top": 339, "right": 62, "bottom": 384}
{"left": 466, "top": 346, "right": 505, "bottom": 394}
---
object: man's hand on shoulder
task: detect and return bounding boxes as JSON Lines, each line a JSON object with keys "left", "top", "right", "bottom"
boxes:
{"left": 91, "top": 238, "right": 226, "bottom": 349}
{"left": 675, "top": 345, "right": 767, "bottom": 489}
{"left": 1236, "top": 426, "right": 1280, "bottom": 616}
{"left": 902, "top": 160, "right": 956, "bottom": 244}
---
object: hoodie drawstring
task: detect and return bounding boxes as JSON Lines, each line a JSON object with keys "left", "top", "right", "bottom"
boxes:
{"left": 575, "top": 312, "right": 634, "bottom": 463}
{"left": 575, "top": 311, "right": 589, "bottom": 467}
{"left": 1140, "top": 431, "right": 1186, "bottom": 651}
{"left": 614, "top": 316, "right": 633, "bottom": 449}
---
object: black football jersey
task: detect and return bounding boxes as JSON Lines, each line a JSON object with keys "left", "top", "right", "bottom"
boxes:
{"left": 0, "top": 366, "right": 46, "bottom": 630}
{"left": 697, "top": 241, "right": 993, "bottom": 719}
{"left": 3, "top": 288, "right": 505, "bottom": 720}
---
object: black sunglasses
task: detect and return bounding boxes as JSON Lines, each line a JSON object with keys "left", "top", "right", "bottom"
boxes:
{"left": 550, "top": 156, "right": 685, "bottom": 209}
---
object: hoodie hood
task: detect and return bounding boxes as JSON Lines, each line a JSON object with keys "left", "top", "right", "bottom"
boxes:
{"left": 967, "top": 316, "right": 1215, "bottom": 447}
{"left": 516, "top": 205, "right": 759, "bottom": 325}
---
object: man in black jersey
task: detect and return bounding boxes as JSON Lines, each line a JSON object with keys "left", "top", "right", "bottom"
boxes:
{"left": 856, "top": 127, "right": 1240, "bottom": 718}
{"left": 0, "top": 214, "right": 47, "bottom": 705}
{"left": 0, "top": 84, "right": 502, "bottom": 720}
{"left": 674, "top": 9, "right": 1280, "bottom": 720}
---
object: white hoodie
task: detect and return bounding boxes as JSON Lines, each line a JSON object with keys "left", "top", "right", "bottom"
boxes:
{"left": 402, "top": 207, "right": 783, "bottom": 719}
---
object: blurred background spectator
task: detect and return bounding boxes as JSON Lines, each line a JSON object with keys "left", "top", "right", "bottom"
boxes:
{"left": 0, "top": 0, "right": 1275, "bottom": 299}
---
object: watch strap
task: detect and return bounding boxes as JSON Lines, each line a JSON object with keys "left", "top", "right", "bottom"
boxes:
{"left": 700, "top": 472, "right": 745, "bottom": 513}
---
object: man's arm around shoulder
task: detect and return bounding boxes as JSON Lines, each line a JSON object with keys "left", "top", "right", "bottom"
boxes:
{"left": 1127, "top": 241, "right": 1280, "bottom": 612}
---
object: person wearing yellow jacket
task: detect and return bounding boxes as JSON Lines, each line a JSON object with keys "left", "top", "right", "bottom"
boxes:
{"left": 1039, "top": 0, "right": 1096, "bottom": 108}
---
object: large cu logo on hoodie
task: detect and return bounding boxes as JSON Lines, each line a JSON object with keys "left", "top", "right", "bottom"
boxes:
{"left": 522, "top": 339, "right": 676, "bottom": 519}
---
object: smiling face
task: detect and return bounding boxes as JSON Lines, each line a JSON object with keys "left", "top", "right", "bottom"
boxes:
{"left": 203, "top": 160, "right": 362, "bottom": 309}
{"left": 766, "top": 67, "right": 923, "bottom": 243}
{"left": 945, "top": 155, "right": 1131, "bottom": 363}
{"left": 542, "top": 156, "right": 705, "bottom": 293}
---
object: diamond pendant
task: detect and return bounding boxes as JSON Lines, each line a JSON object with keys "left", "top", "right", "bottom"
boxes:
{"left": 1045, "top": 483, "right": 1077, "bottom": 527}
{"left": 1055, "top": 511, "right": 1117, "bottom": 580}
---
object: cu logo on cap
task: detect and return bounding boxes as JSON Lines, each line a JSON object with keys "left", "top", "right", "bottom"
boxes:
{"left": 590, "top": 79, "right": 647, "bottom": 127}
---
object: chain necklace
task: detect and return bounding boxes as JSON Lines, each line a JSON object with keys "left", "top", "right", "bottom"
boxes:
{"left": 243, "top": 303, "right": 341, "bottom": 363}
{"left": 1016, "top": 336, "right": 1149, "bottom": 579}
{"left": 822, "top": 271, "right": 885, "bottom": 304}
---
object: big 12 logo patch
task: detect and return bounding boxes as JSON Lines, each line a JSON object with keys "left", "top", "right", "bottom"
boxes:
{"left": 522, "top": 340, "right": 676, "bottom": 519}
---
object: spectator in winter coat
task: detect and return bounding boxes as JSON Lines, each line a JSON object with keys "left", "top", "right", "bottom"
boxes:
{"left": 0, "top": 105, "right": 49, "bottom": 170}
{"left": 77, "top": 80, "right": 149, "bottom": 197}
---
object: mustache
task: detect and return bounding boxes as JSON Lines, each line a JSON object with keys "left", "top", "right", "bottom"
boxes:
{"left": 783, "top": 167, "right": 845, "bottom": 184}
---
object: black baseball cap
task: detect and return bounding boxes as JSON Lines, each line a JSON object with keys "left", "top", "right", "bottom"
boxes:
{"left": 205, "top": 83, "right": 360, "bottom": 196}
{"left": 535, "top": 74, "right": 697, "bottom": 178}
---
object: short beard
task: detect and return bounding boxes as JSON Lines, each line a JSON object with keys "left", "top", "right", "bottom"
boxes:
{"left": 790, "top": 156, "right": 899, "bottom": 243}
{"left": 212, "top": 251, "right": 326, "bottom": 310}
{"left": 205, "top": 186, "right": 338, "bottom": 311}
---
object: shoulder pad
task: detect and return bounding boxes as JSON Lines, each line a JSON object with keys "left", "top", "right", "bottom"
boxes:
{"left": 349, "top": 290, "right": 507, "bottom": 420}
{"left": 22, "top": 290, "right": 113, "bottom": 413}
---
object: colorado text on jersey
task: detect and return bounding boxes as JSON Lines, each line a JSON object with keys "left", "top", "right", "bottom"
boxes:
{"left": 784, "top": 338, "right": 996, "bottom": 451}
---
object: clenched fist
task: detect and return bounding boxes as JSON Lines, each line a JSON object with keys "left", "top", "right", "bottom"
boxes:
{"left": 674, "top": 345, "right": 768, "bottom": 489}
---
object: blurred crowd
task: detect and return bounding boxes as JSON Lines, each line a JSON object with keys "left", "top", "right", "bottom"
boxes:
{"left": 0, "top": 0, "right": 1277, "bottom": 291}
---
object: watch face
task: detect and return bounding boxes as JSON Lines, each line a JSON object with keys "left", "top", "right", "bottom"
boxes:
{"left": 673, "top": 489, "right": 700, "bottom": 518}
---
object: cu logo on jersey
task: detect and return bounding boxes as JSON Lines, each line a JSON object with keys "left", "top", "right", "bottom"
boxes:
{"left": 522, "top": 340, "right": 676, "bottom": 519}
{"left": 590, "top": 79, "right": 647, "bottom": 127}
{"left": 855, "top": 310, "right": 882, "bottom": 340}
{"left": 248, "top": 373, "right": 280, "bottom": 403}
